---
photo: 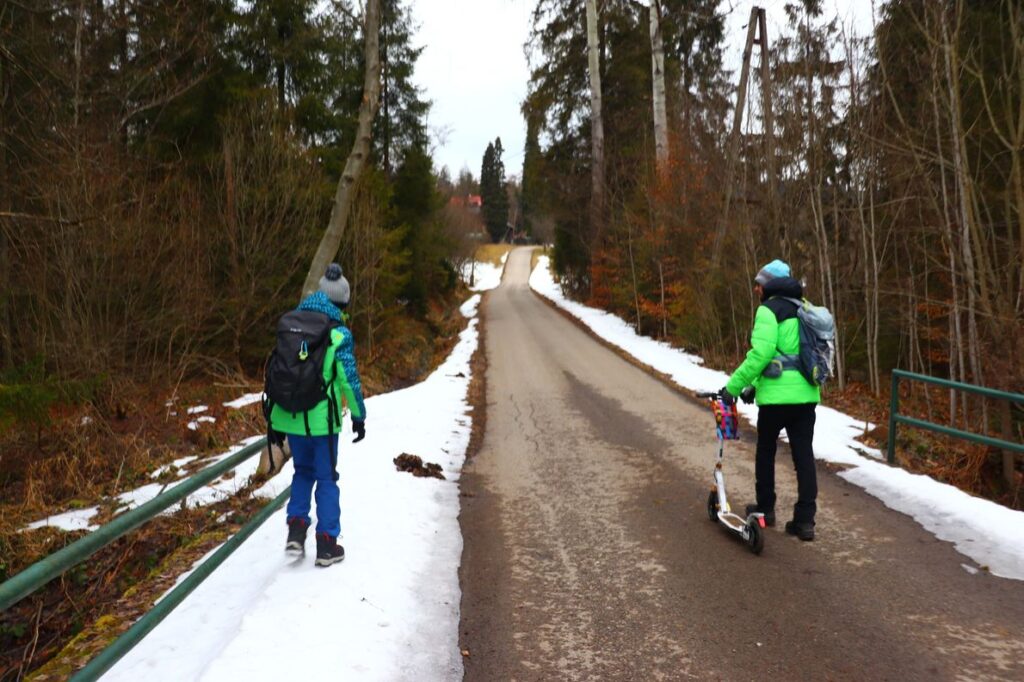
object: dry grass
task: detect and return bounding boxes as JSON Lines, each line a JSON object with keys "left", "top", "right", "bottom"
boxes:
{"left": 474, "top": 244, "right": 514, "bottom": 266}
{"left": 530, "top": 245, "right": 549, "bottom": 274}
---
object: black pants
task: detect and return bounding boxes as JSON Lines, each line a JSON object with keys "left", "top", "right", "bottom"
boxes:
{"left": 755, "top": 403, "right": 818, "bottom": 524}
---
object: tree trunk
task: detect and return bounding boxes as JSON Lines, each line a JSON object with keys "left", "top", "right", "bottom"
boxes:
{"left": 0, "top": 28, "right": 10, "bottom": 370}
{"left": 1000, "top": 399, "right": 1017, "bottom": 489}
{"left": 941, "top": 2, "right": 985, "bottom": 426}
{"left": 713, "top": 6, "right": 758, "bottom": 267}
{"left": 658, "top": 260, "right": 667, "bottom": 338}
{"left": 757, "top": 9, "right": 780, "bottom": 251}
{"left": 302, "top": 0, "right": 382, "bottom": 297}
{"left": 649, "top": 0, "right": 668, "bottom": 169}
{"left": 585, "top": 0, "right": 605, "bottom": 243}
{"left": 74, "top": 0, "right": 85, "bottom": 129}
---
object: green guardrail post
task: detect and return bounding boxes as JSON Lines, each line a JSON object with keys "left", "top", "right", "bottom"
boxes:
{"left": 70, "top": 486, "right": 290, "bottom": 682}
{"left": 0, "top": 437, "right": 267, "bottom": 612}
{"left": 887, "top": 372, "right": 899, "bottom": 465}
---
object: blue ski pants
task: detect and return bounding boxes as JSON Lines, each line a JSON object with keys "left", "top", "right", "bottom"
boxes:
{"left": 285, "top": 433, "right": 341, "bottom": 538}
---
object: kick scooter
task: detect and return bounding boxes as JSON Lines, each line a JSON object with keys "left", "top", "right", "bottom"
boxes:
{"left": 696, "top": 391, "right": 765, "bottom": 555}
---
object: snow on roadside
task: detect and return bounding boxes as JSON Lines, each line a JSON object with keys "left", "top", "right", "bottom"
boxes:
{"left": 460, "top": 252, "right": 508, "bottom": 292}
{"left": 530, "top": 255, "right": 1024, "bottom": 581}
{"left": 101, "top": 289, "right": 494, "bottom": 681}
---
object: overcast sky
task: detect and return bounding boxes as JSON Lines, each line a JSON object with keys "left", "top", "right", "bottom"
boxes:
{"left": 411, "top": 0, "right": 876, "bottom": 182}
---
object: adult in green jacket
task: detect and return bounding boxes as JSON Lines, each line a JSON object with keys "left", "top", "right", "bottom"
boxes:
{"left": 723, "top": 259, "right": 819, "bottom": 541}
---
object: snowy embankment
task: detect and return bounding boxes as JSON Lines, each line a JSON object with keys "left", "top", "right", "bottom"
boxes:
{"left": 530, "top": 255, "right": 1024, "bottom": 581}
{"left": 27, "top": 256, "right": 509, "bottom": 536}
{"left": 95, "top": 266, "right": 500, "bottom": 681}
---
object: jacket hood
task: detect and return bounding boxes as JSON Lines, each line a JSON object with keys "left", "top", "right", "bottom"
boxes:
{"left": 761, "top": 276, "right": 803, "bottom": 301}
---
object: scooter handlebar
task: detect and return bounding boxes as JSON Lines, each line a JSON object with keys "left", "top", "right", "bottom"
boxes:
{"left": 696, "top": 391, "right": 720, "bottom": 399}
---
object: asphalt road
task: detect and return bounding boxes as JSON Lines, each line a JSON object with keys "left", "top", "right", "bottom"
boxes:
{"left": 458, "top": 247, "right": 1024, "bottom": 681}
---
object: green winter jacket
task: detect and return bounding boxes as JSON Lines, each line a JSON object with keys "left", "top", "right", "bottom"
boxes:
{"left": 270, "top": 293, "right": 366, "bottom": 436}
{"left": 725, "top": 278, "right": 820, "bottom": 406}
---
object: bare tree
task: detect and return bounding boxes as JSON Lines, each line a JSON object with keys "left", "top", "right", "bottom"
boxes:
{"left": 585, "top": 0, "right": 606, "bottom": 241}
{"left": 649, "top": 0, "right": 668, "bottom": 169}
{"left": 303, "top": 0, "right": 382, "bottom": 297}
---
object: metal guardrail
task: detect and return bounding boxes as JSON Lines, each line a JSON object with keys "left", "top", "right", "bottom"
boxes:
{"left": 887, "top": 369, "right": 1024, "bottom": 465}
{"left": 0, "top": 437, "right": 267, "bottom": 611}
{"left": 70, "top": 486, "right": 290, "bottom": 681}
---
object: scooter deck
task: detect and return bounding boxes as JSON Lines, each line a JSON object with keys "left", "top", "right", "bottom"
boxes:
{"left": 717, "top": 512, "right": 747, "bottom": 532}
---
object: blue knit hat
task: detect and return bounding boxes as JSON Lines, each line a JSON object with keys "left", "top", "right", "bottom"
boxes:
{"left": 319, "top": 263, "right": 350, "bottom": 306}
{"left": 754, "top": 259, "right": 791, "bottom": 285}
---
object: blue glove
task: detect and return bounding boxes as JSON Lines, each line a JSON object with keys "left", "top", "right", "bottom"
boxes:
{"left": 352, "top": 419, "right": 365, "bottom": 443}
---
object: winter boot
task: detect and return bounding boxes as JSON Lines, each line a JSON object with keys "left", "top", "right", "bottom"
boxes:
{"left": 285, "top": 517, "right": 309, "bottom": 555}
{"left": 785, "top": 520, "right": 815, "bottom": 542}
{"left": 745, "top": 504, "right": 775, "bottom": 527}
{"left": 315, "top": 532, "right": 345, "bottom": 567}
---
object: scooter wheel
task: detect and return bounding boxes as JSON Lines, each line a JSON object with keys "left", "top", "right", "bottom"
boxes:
{"left": 706, "top": 490, "right": 718, "bottom": 522}
{"left": 745, "top": 519, "right": 765, "bottom": 555}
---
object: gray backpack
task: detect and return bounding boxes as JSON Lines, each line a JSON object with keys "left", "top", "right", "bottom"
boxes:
{"left": 784, "top": 297, "right": 835, "bottom": 386}
{"left": 762, "top": 298, "right": 836, "bottom": 387}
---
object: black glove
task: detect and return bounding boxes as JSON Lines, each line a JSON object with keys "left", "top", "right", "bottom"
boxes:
{"left": 269, "top": 429, "right": 287, "bottom": 448}
{"left": 352, "top": 419, "right": 365, "bottom": 443}
{"left": 719, "top": 387, "right": 735, "bottom": 406}
{"left": 740, "top": 386, "right": 756, "bottom": 405}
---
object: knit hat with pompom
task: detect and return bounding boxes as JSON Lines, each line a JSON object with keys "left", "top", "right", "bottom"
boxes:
{"left": 318, "top": 263, "right": 350, "bottom": 306}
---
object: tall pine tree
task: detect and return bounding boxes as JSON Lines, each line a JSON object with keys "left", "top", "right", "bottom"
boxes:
{"left": 480, "top": 138, "right": 509, "bottom": 242}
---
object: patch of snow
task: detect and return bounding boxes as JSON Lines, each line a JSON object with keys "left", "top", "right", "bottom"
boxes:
{"left": 460, "top": 259, "right": 504, "bottom": 292}
{"left": 223, "top": 393, "right": 263, "bottom": 409}
{"left": 25, "top": 439, "right": 265, "bottom": 532}
{"left": 186, "top": 416, "right": 216, "bottom": 431}
{"left": 80, "top": 415, "right": 93, "bottom": 426}
{"left": 102, "top": 299, "right": 481, "bottom": 681}
{"left": 149, "top": 455, "right": 200, "bottom": 480}
{"left": 529, "top": 255, "right": 1024, "bottom": 581}
{"left": 24, "top": 508, "right": 100, "bottom": 533}
{"left": 961, "top": 563, "right": 980, "bottom": 575}
{"left": 460, "top": 294, "right": 481, "bottom": 318}
{"left": 186, "top": 405, "right": 208, "bottom": 415}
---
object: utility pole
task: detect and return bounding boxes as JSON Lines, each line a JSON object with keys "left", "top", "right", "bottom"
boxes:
{"left": 712, "top": 6, "right": 775, "bottom": 267}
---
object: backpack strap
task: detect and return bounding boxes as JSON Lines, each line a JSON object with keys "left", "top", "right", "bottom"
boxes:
{"left": 761, "top": 297, "right": 803, "bottom": 379}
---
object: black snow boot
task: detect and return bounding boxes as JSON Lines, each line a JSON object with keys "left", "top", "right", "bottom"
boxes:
{"left": 285, "top": 517, "right": 309, "bottom": 555}
{"left": 785, "top": 520, "right": 815, "bottom": 542}
{"left": 315, "top": 532, "right": 345, "bottom": 567}
{"left": 745, "top": 504, "right": 775, "bottom": 527}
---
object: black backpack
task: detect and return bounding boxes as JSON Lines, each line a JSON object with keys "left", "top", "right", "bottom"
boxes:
{"left": 263, "top": 310, "right": 342, "bottom": 438}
